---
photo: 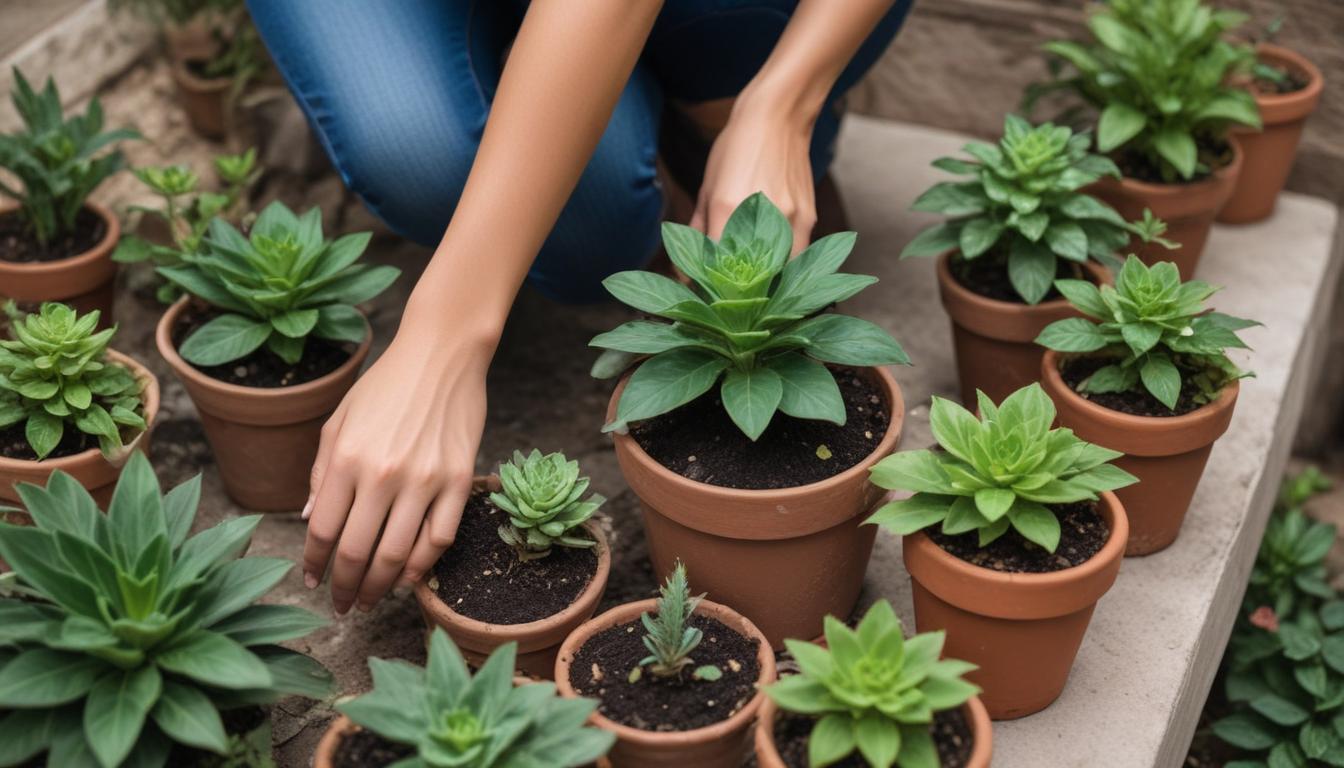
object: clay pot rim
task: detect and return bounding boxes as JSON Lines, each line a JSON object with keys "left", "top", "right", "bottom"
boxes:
{"left": 555, "top": 597, "right": 777, "bottom": 746}
{"left": 0, "top": 349, "right": 160, "bottom": 474}
{"left": 171, "top": 57, "right": 232, "bottom": 91}
{"left": 936, "top": 250, "right": 1112, "bottom": 314}
{"left": 1105, "top": 133, "right": 1244, "bottom": 197}
{"left": 155, "top": 296, "right": 372, "bottom": 400}
{"left": 0, "top": 201, "right": 119, "bottom": 277}
{"left": 1252, "top": 42, "right": 1325, "bottom": 115}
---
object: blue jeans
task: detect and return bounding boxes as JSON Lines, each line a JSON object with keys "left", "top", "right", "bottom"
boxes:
{"left": 248, "top": 0, "right": 913, "bottom": 303}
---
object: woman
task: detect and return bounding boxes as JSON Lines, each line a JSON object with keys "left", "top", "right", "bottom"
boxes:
{"left": 247, "top": 0, "right": 914, "bottom": 615}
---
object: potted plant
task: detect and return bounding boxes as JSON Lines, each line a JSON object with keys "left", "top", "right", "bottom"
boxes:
{"left": 0, "top": 453, "right": 333, "bottom": 767}
{"left": 901, "top": 113, "right": 1138, "bottom": 406}
{"left": 1036, "top": 255, "right": 1256, "bottom": 555}
{"left": 756, "top": 600, "right": 992, "bottom": 768}
{"left": 555, "top": 563, "right": 776, "bottom": 767}
{"left": 0, "top": 71, "right": 138, "bottom": 324}
{"left": 155, "top": 200, "right": 400, "bottom": 510}
{"left": 591, "top": 192, "right": 909, "bottom": 646}
{"left": 1037, "top": 0, "right": 1261, "bottom": 277}
{"left": 0, "top": 303, "right": 159, "bottom": 508}
{"left": 866, "top": 384, "right": 1135, "bottom": 719}
{"left": 413, "top": 449, "right": 612, "bottom": 679}
{"left": 314, "top": 629, "right": 615, "bottom": 768}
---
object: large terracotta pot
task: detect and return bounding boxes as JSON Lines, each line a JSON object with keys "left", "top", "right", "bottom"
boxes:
{"left": 0, "top": 350, "right": 160, "bottom": 509}
{"left": 1088, "top": 136, "right": 1243, "bottom": 279}
{"left": 171, "top": 59, "right": 230, "bottom": 140}
{"left": 753, "top": 696, "right": 993, "bottom": 768}
{"left": 937, "top": 252, "right": 1110, "bottom": 407}
{"left": 1219, "top": 43, "right": 1325, "bottom": 224}
{"left": 904, "top": 490, "right": 1127, "bottom": 720}
{"left": 555, "top": 598, "right": 776, "bottom": 768}
{"left": 607, "top": 366, "right": 904, "bottom": 649}
{"left": 156, "top": 297, "right": 369, "bottom": 511}
{"left": 415, "top": 475, "right": 612, "bottom": 680}
{"left": 1040, "top": 350, "right": 1239, "bottom": 556}
{"left": 0, "top": 201, "right": 119, "bottom": 326}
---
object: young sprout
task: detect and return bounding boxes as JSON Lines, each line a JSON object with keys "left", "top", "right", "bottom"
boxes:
{"left": 491, "top": 449, "right": 605, "bottom": 561}
{"left": 630, "top": 562, "right": 721, "bottom": 683}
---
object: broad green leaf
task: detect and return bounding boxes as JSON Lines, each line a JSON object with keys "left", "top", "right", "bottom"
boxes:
{"left": 84, "top": 665, "right": 162, "bottom": 768}
{"left": 151, "top": 680, "right": 228, "bottom": 754}
{"left": 589, "top": 321, "right": 710, "bottom": 355}
{"left": 793, "top": 315, "right": 910, "bottom": 367}
{"left": 855, "top": 712, "right": 901, "bottom": 768}
{"left": 269, "top": 308, "right": 320, "bottom": 339}
{"left": 720, "top": 191, "right": 792, "bottom": 274}
{"left": 156, "top": 631, "right": 272, "bottom": 690}
{"left": 928, "top": 397, "right": 981, "bottom": 463}
{"left": 901, "top": 222, "right": 961, "bottom": 259}
{"left": 720, "top": 367, "right": 783, "bottom": 441}
{"left": 1036, "top": 317, "right": 1110, "bottom": 352}
{"left": 1008, "top": 238, "right": 1056, "bottom": 305}
{"left": 0, "top": 649, "right": 106, "bottom": 707}
{"left": 601, "top": 271, "right": 700, "bottom": 315}
{"left": 177, "top": 314, "right": 272, "bottom": 366}
{"left": 870, "top": 451, "right": 949, "bottom": 495}
{"left": 866, "top": 495, "right": 951, "bottom": 535}
{"left": 606, "top": 349, "right": 729, "bottom": 431}
{"left": 1140, "top": 355, "right": 1182, "bottom": 410}
{"left": 1008, "top": 501, "right": 1061, "bottom": 552}
{"left": 768, "top": 353, "right": 845, "bottom": 426}
{"left": 1097, "top": 103, "right": 1147, "bottom": 151}
{"left": 312, "top": 304, "right": 367, "bottom": 343}
{"left": 208, "top": 604, "right": 326, "bottom": 646}
{"left": 1154, "top": 129, "right": 1198, "bottom": 179}
{"left": 810, "top": 713, "right": 859, "bottom": 767}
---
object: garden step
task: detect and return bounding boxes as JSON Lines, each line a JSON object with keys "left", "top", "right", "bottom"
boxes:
{"left": 835, "top": 116, "right": 1342, "bottom": 768}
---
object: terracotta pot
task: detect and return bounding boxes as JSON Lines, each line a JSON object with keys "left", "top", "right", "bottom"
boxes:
{"left": 754, "top": 696, "right": 993, "bottom": 768}
{"left": 1219, "top": 44, "right": 1325, "bottom": 224}
{"left": 171, "top": 59, "right": 230, "bottom": 140}
{"left": 0, "top": 350, "right": 160, "bottom": 509}
{"left": 1088, "top": 136, "right": 1243, "bottom": 279}
{"left": 156, "top": 297, "right": 369, "bottom": 511}
{"left": 937, "top": 251, "right": 1111, "bottom": 407}
{"left": 1040, "top": 350, "right": 1239, "bottom": 556}
{"left": 904, "top": 490, "right": 1127, "bottom": 720}
{"left": 163, "top": 20, "right": 219, "bottom": 63}
{"left": 0, "top": 201, "right": 119, "bottom": 325}
{"left": 414, "top": 475, "right": 612, "bottom": 680}
{"left": 555, "top": 598, "right": 776, "bottom": 768}
{"left": 315, "top": 713, "right": 616, "bottom": 768}
{"left": 607, "top": 366, "right": 904, "bottom": 649}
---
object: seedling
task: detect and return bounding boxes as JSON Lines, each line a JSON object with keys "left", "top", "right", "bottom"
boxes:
{"left": 629, "top": 562, "right": 721, "bottom": 683}
{"left": 491, "top": 449, "right": 605, "bottom": 561}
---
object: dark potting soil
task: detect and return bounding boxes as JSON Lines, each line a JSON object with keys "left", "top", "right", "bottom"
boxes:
{"left": 168, "top": 706, "right": 269, "bottom": 767}
{"left": 930, "top": 500, "right": 1109, "bottom": 574}
{"left": 772, "top": 708, "right": 974, "bottom": 768}
{"left": 950, "top": 250, "right": 1089, "bottom": 304}
{"left": 332, "top": 728, "right": 416, "bottom": 768}
{"left": 1060, "top": 355, "right": 1204, "bottom": 417}
{"left": 172, "top": 306, "right": 355, "bottom": 388}
{"left": 1253, "top": 64, "right": 1311, "bottom": 95}
{"left": 0, "top": 421, "right": 99, "bottom": 461}
{"left": 631, "top": 367, "right": 889, "bottom": 490}
{"left": 1114, "top": 137, "right": 1234, "bottom": 185}
{"left": 570, "top": 614, "right": 761, "bottom": 732}
{"left": 429, "top": 490, "right": 599, "bottom": 625}
{"left": 0, "top": 207, "right": 105, "bottom": 264}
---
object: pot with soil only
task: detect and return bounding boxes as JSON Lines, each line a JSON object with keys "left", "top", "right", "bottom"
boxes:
{"left": 413, "top": 475, "right": 611, "bottom": 680}
{"left": 0, "top": 201, "right": 119, "bottom": 324}
{"left": 156, "top": 297, "right": 369, "bottom": 511}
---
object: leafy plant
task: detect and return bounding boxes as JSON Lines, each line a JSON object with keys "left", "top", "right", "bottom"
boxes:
{"left": 766, "top": 600, "right": 979, "bottom": 768}
{"left": 866, "top": 384, "right": 1136, "bottom": 553}
{"left": 337, "top": 629, "right": 615, "bottom": 768}
{"left": 1035, "top": 255, "right": 1257, "bottom": 410}
{"left": 0, "top": 69, "right": 138, "bottom": 247}
{"left": 629, "top": 562, "right": 721, "bottom": 683}
{"left": 1246, "top": 467, "right": 1336, "bottom": 624}
{"left": 0, "top": 303, "right": 147, "bottom": 460}
{"left": 901, "top": 114, "right": 1133, "bottom": 304}
{"left": 159, "top": 200, "right": 400, "bottom": 366}
{"left": 490, "top": 449, "right": 604, "bottom": 561}
{"left": 1036, "top": 0, "right": 1261, "bottom": 181}
{"left": 592, "top": 192, "right": 908, "bottom": 440}
{"left": 0, "top": 453, "right": 332, "bottom": 768}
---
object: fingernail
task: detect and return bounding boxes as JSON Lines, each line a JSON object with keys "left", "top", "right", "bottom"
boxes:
{"left": 334, "top": 602, "right": 351, "bottom": 616}
{"left": 301, "top": 498, "right": 313, "bottom": 520}
{"left": 394, "top": 577, "right": 413, "bottom": 592}
{"left": 356, "top": 602, "right": 372, "bottom": 613}
{"left": 303, "top": 572, "right": 318, "bottom": 589}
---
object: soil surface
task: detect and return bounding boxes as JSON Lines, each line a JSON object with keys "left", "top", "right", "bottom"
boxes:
{"left": 772, "top": 708, "right": 974, "bottom": 768}
{"left": 1253, "top": 63, "right": 1311, "bottom": 95}
{"left": 169, "top": 706, "right": 269, "bottom": 767}
{"left": 631, "top": 367, "right": 889, "bottom": 490}
{"left": 331, "top": 728, "right": 415, "bottom": 768}
{"left": 429, "top": 491, "right": 599, "bottom": 625}
{"left": 0, "top": 421, "right": 100, "bottom": 461}
{"left": 172, "top": 306, "right": 355, "bottom": 388}
{"left": 1060, "top": 355, "right": 1205, "bottom": 417}
{"left": 570, "top": 614, "right": 761, "bottom": 732}
{"left": 950, "top": 250, "right": 1089, "bottom": 304}
{"left": 0, "top": 208, "right": 105, "bottom": 264}
{"left": 930, "top": 500, "right": 1109, "bottom": 574}
{"left": 1114, "top": 136, "right": 1234, "bottom": 185}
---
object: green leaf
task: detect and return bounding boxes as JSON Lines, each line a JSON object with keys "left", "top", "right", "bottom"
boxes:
{"left": 1097, "top": 103, "right": 1147, "bottom": 151}
{"left": 1252, "top": 694, "right": 1310, "bottom": 726}
{"left": 1154, "top": 129, "right": 1198, "bottom": 179}
{"left": 721, "top": 192, "right": 793, "bottom": 274}
{"left": 601, "top": 271, "right": 701, "bottom": 316}
{"left": 84, "top": 665, "right": 162, "bottom": 768}
{"left": 959, "top": 218, "right": 1004, "bottom": 259}
{"left": 901, "top": 222, "right": 961, "bottom": 259}
{"left": 855, "top": 712, "right": 901, "bottom": 768}
{"left": 1214, "top": 713, "right": 1279, "bottom": 750}
{"left": 1008, "top": 237, "right": 1056, "bottom": 305}
{"left": 208, "top": 604, "right": 326, "bottom": 646}
{"left": 870, "top": 451, "right": 950, "bottom": 494}
{"left": 865, "top": 495, "right": 951, "bottom": 535}
{"left": 809, "top": 714, "right": 858, "bottom": 767}
{"left": 194, "top": 557, "right": 293, "bottom": 628}
{"left": 659, "top": 222, "right": 713, "bottom": 285}
{"left": 177, "top": 314, "right": 272, "bottom": 366}
{"left": 25, "top": 411, "right": 63, "bottom": 459}
{"left": 1140, "top": 355, "right": 1182, "bottom": 410}
{"left": 311, "top": 304, "right": 367, "bottom": 343}
{"left": 1045, "top": 222, "right": 1089, "bottom": 262}
{"left": 720, "top": 367, "right": 783, "bottom": 441}
{"left": 269, "top": 308, "right": 319, "bottom": 339}
{"left": 0, "top": 649, "right": 106, "bottom": 707}
{"left": 607, "top": 349, "right": 728, "bottom": 431}
{"left": 974, "top": 488, "right": 1016, "bottom": 522}
{"left": 793, "top": 315, "right": 910, "bottom": 367}
{"left": 928, "top": 396, "right": 981, "bottom": 463}
{"left": 0, "top": 709, "right": 59, "bottom": 766}
{"left": 302, "top": 264, "right": 400, "bottom": 305}
{"left": 1054, "top": 279, "right": 1109, "bottom": 318}
{"left": 156, "top": 631, "right": 272, "bottom": 690}
{"left": 768, "top": 353, "right": 845, "bottom": 425}
{"left": 589, "top": 321, "right": 709, "bottom": 355}
{"left": 151, "top": 680, "right": 228, "bottom": 755}
{"left": 1008, "top": 501, "right": 1062, "bottom": 552}
{"left": 1121, "top": 322, "right": 1163, "bottom": 356}
{"left": 1036, "top": 318, "right": 1110, "bottom": 352}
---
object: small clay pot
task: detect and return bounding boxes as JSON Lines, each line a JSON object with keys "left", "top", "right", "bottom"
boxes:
{"left": 171, "top": 59, "right": 230, "bottom": 140}
{"left": 607, "top": 366, "right": 904, "bottom": 649}
{"left": 156, "top": 297, "right": 370, "bottom": 511}
{"left": 1219, "top": 43, "right": 1325, "bottom": 224}
{"left": 414, "top": 475, "right": 612, "bottom": 680}
{"left": 904, "top": 490, "right": 1127, "bottom": 720}
{"left": 937, "top": 251, "right": 1111, "bottom": 407}
{"left": 0, "top": 201, "right": 119, "bottom": 325}
{"left": 1088, "top": 135, "right": 1243, "bottom": 279}
{"left": 1040, "top": 350, "right": 1239, "bottom": 556}
{"left": 0, "top": 350, "right": 160, "bottom": 509}
{"left": 315, "top": 713, "right": 616, "bottom": 768}
{"left": 753, "top": 696, "right": 993, "bottom": 768}
{"left": 555, "top": 598, "right": 776, "bottom": 768}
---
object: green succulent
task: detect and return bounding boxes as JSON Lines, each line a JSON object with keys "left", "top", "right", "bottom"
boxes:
{"left": 0, "top": 303, "right": 146, "bottom": 459}
{"left": 766, "top": 600, "right": 979, "bottom": 768}
{"left": 866, "top": 384, "right": 1137, "bottom": 553}
{"left": 631, "top": 562, "right": 720, "bottom": 682}
{"left": 592, "top": 192, "right": 908, "bottom": 441}
{"left": 337, "top": 629, "right": 615, "bottom": 768}
{"left": 0, "top": 453, "right": 332, "bottom": 768}
{"left": 490, "top": 449, "right": 604, "bottom": 561}
{"left": 159, "top": 200, "right": 400, "bottom": 367}
{"left": 1035, "top": 255, "right": 1258, "bottom": 410}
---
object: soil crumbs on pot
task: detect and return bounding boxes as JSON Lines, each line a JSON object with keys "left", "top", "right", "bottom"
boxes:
{"left": 1061, "top": 356, "right": 1204, "bottom": 417}
{"left": 169, "top": 706, "right": 269, "bottom": 767}
{"left": 951, "top": 251, "right": 1089, "bottom": 304}
{"left": 773, "top": 709, "right": 974, "bottom": 768}
{"left": 1115, "top": 137, "right": 1233, "bottom": 184}
{"left": 0, "top": 421, "right": 99, "bottom": 461}
{"left": 333, "top": 728, "right": 415, "bottom": 768}
{"left": 0, "top": 207, "right": 105, "bottom": 264}
{"left": 931, "top": 500, "right": 1108, "bottom": 574}
{"left": 430, "top": 491, "right": 598, "bottom": 625}
{"left": 173, "top": 306, "right": 355, "bottom": 387}
{"left": 571, "top": 614, "right": 761, "bottom": 732}
{"left": 632, "top": 367, "right": 889, "bottom": 490}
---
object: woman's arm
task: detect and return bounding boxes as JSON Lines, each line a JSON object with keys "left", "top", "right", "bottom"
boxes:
{"left": 303, "top": 0, "right": 664, "bottom": 614}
